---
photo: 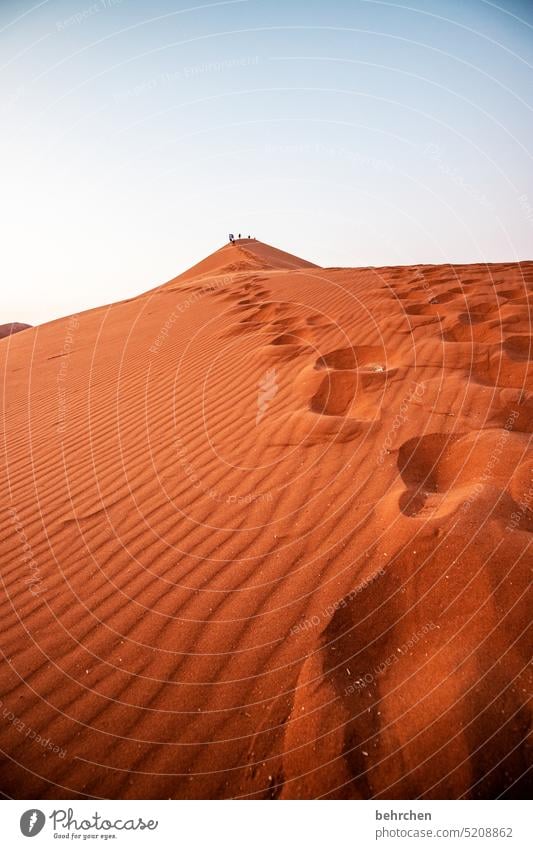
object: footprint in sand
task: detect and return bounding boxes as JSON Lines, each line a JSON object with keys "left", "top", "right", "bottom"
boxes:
{"left": 428, "top": 288, "right": 463, "bottom": 303}
{"left": 397, "top": 430, "right": 531, "bottom": 522}
{"left": 397, "top": 433, "right": 465, "bottom": 517}
{"left": 404, "top": 293, "right": 465, "bottom": 316}
{"left": 464, "top": 338, "right": 532, "bottom": 388}
{"left": 224, "top": 298, "right": 298, "bottom": 338}
{"left": 309, "top": 346, "right": 394, "bottom": 419}
{"left": 503, "top": 335, "right": 532, "bottom": 361}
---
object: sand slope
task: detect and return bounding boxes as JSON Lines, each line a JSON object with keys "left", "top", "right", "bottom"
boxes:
{"left": 0, "top": 241, "right": 531, "bottom": 799}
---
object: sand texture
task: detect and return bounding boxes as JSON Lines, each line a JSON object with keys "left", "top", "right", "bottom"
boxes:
{"left": 0, "top": 240, "right": 531, "bottom": 799}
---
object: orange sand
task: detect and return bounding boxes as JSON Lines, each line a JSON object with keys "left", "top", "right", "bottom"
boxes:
{"left": 0, "top": 240, "right": 531, "bottom": 799}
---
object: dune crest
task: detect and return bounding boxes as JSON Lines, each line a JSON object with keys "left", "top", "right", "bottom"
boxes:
{"left": 155, "top": 239, "right": 319, "bottom": 291}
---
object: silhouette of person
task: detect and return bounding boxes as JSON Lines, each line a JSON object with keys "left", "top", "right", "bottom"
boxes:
{"left": 229, "top": 233, "right": 234, "bottom": 243}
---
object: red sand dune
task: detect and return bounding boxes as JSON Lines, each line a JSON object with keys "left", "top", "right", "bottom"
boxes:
{"left": 0, "top": 240, "right": 531, "bottom": 799}
{"left": 0, "top": 322, "right": 31, "bottom": 339}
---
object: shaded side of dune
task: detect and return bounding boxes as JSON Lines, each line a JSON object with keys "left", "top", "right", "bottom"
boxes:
{"left": 0, "top": 322, "right": 32, "bottom": 339}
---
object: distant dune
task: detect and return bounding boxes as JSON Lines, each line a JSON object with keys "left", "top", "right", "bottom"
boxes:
{"left": 0, "top": 240, "right": 531, "bottom": 799}
{"left": 0, "top": 322, "right": 31, "bottom": 338}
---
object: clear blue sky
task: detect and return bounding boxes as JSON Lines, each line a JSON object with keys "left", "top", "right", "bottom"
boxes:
{"left": 1, "top": 0, "right": 532, "bottom": 325}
